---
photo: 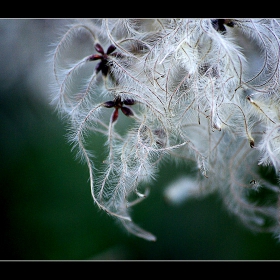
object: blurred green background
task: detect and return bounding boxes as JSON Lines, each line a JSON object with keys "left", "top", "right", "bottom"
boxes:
{"left": 1, "top": 19, "right": 280, "bottom": 261}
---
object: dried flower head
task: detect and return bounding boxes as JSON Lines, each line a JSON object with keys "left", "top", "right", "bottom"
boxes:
{"left": 50, "top": 19, "right": 280, "bottom": 242}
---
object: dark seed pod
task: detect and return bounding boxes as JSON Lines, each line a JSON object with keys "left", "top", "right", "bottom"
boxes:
{"left": 107, "top": 45, "right": 117, "bottom": 55}
{"left": 121, "top": 106, "right": 134, "bottom": 117}
{"left": 250, "top": 139, "right": 255, "bottom": 148}
{"left": 112, "top": 109, "right": 119, "bottom": 123}
{"left": 123, "top": 99, "right": 135, "bottom": 106}
{"left": 211, "top": 19, "right": 226, "bottom": 32}
{"left": 211, "top": 19, "right": 234, "bottom": 34}
{"left": 88, "top": 54, "right": 102, "bottom": 61}
{"left": 95, "top": 43, "right": 105, "bottom": 54}
{"left": 103, "top": 101, "right": 115, "bottom": 108}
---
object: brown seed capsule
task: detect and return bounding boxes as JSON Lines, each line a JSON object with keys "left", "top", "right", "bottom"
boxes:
{"left": 103, "top": 101, "right": 115, "bottom": 108}
{"left": 121, "top": 106, "right": 134, "bottom": 117}
{"left": 112, "top": 108, "right": 119, "bottom": 123}
{"left": 250, "top": 139, "right": 254, "bottom": 148}
{"left": 123, "top": 99, "right": 135, "bottom": 106}
{"left": 87, "top": 43, "right": 118, "bottom": 77}
{"left": 103, "top": 96, "right": 135, "bottom": 123}
{"left": 95, "top": 43, "right": 105, "bottom": 54}
{"left": 106, "top": 45, "right": 117, "bottom": 55}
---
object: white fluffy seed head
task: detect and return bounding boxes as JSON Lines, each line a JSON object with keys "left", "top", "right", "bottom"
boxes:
{"left": 50, "top": 18, "right": 280, "bottom": 241}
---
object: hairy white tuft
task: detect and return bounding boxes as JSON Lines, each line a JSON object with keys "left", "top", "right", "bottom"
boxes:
{"left": 50, "top": 18, "right": 280, "bottom": 241}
